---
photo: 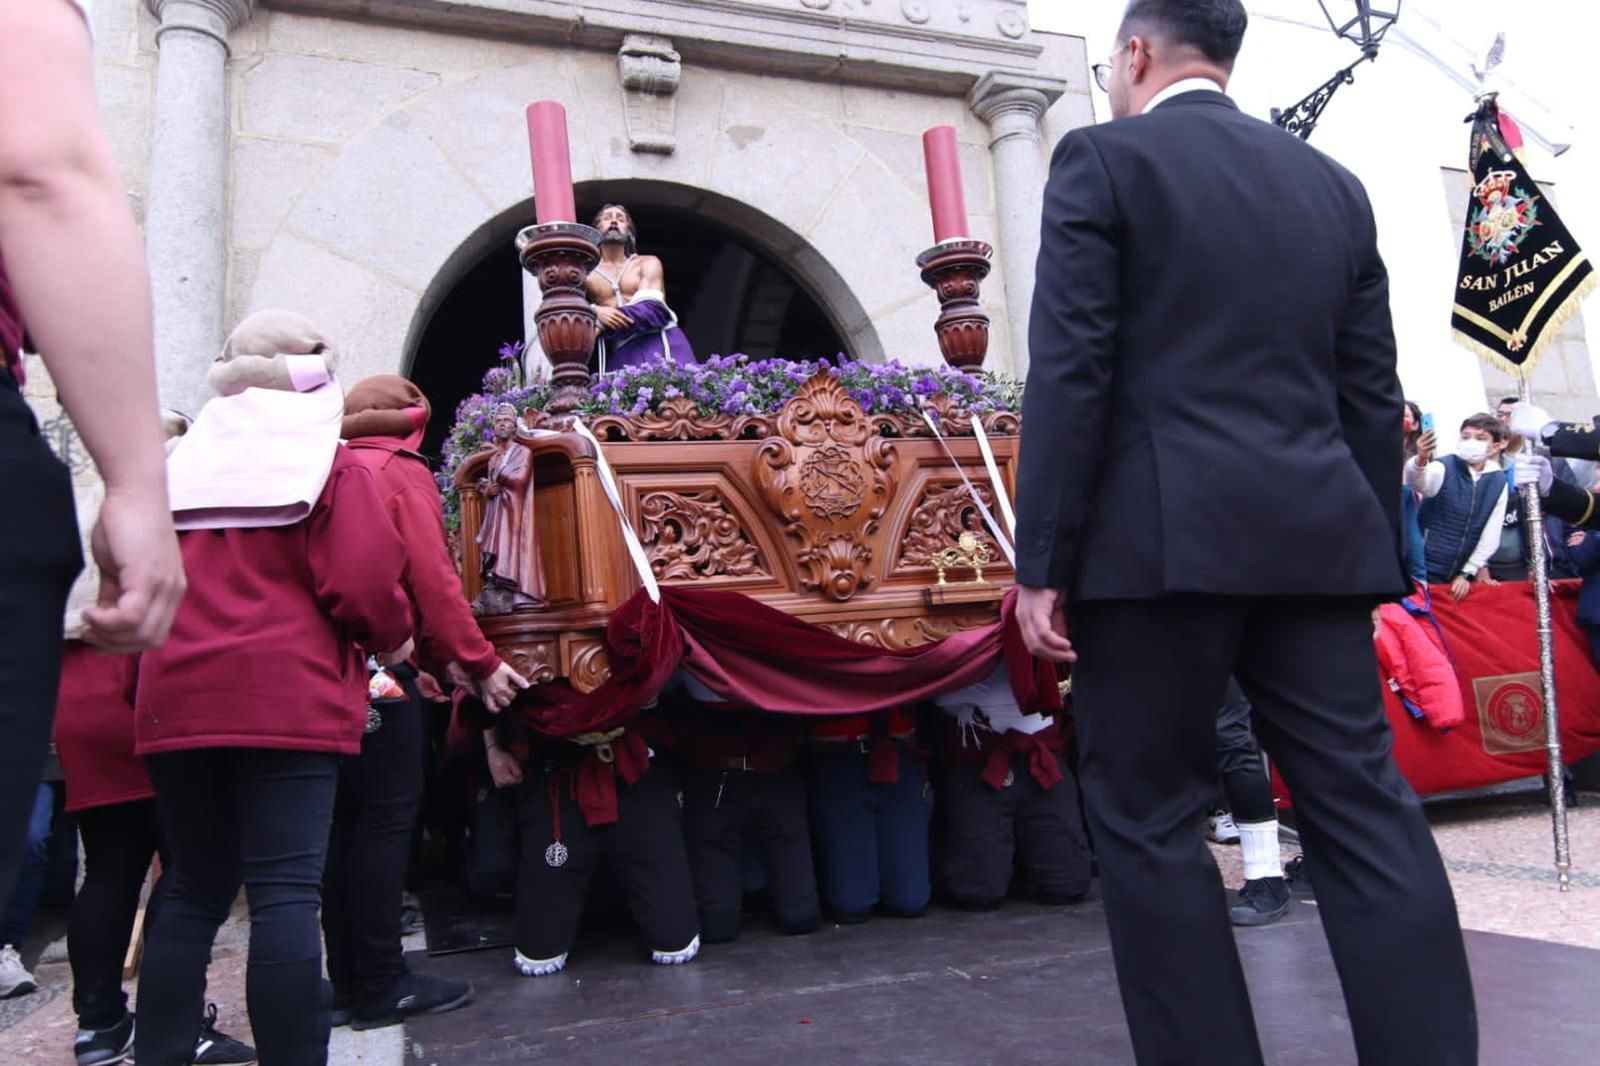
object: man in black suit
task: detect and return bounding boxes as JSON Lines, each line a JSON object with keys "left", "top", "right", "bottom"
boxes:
{"left": 1014, "top": 3, "right": 1477, "bottom": 1063}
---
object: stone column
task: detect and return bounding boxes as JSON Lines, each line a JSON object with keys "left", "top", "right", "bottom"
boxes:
{"left": 144, "top": 0, "right": 252, "bottom": 413}
{"left": 970, "top": 73, "right": 1051, "bottom": 378}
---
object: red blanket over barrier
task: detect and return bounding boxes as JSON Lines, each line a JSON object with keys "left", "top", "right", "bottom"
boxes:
{"left": 1277, "top": 580, "right": 1600, "bottom": 803}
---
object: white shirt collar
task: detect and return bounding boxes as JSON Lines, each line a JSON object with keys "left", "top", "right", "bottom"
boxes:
{"left": 1142, "top": 77, "right": 1227, "bottom": 115}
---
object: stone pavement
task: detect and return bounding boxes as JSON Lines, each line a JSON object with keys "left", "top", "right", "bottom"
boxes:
{"left": 0, "top": 783, "right": 1593, "bottom": 1065}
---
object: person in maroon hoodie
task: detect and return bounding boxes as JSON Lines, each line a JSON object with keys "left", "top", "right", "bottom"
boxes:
{"left": 322, "top": 375, "right": 528, "bottom": 1030}
{"left": 132, "top": 312, "right": 411, "bottom": 1066}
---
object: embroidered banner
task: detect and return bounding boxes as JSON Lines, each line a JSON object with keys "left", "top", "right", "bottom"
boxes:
{"left": 1451, "top": 97, "right": 1595, "bottom": 376}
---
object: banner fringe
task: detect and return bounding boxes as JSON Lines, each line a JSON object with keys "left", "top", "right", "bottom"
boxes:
{"left": 1454, "top": 271, "right": 1598, "bottom": 381}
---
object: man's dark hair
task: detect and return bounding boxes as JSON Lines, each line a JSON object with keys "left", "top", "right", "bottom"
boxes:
{"left": 1461, "top": 413, "right": 1507, "bottom": 442}
{"left": 592, "top": 203, "right": 638, "bottom": 255}
{"left": 1119, "top": 0, "right": 1248, "bottom": 66}
{"left": 1497, "top": 396, "right": 1519, "bottom": 408}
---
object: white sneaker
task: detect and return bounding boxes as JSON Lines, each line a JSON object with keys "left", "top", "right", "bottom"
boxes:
{"left": 0, "top": 944, "right": 37, "bottom": 998}
{"left": 1206, "top": 811, "right": 1240, "bottom": 845}
{"left": 651, "top": 935, "right": 700, "bottom": 966}
{"left": 514, "top": 949, "right": 567, "bottom": 977}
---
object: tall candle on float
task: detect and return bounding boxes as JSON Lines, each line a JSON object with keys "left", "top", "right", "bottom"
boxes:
{"left": 525, "top": 101, "right": 577, "bottom": 224}
{"left": 921, "top": 125, "right": 970, "bottom": 243}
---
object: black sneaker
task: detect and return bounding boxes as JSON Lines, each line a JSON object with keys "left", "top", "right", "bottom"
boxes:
{"left": 1283, "top": 854, "right": 1314, "bottom": 898}
{"left": 350, "top": 973, "right": 474, "bottom": 1031}
{"left": 1229, "top": 876, "right": 1291, "bottom": 927}
{"left": 193, "top": 1003, "right": 257, "bottom": 1064}
{"left": 330, "top": 989, "right": 354, "bottom": 1029}
{"left": 74, "top": 1011, "right": 135, "bottom": 1066}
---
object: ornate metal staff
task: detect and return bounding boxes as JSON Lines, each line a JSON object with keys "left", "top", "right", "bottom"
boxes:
{"left": 1518, "top": 388, "right": 1572, "bottom": 891}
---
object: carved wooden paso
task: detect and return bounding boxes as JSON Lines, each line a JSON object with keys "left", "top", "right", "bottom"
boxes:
{"left": 916, "top": 238, "right": 993, "bottom": 368}
{"left": 517, "top": 222, "right": 602, "bottom": 413}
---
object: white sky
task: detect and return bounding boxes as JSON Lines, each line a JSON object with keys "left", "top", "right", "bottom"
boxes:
{"left": 1025, "top": 0, "right": 1600, "bottom": 424}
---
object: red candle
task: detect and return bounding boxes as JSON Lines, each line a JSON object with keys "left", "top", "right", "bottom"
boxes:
{"left": 526, "top": 101, "right": 577, "bottom": 224}
{"left": 922, "top": 125, "right": 970, "bottom": 243}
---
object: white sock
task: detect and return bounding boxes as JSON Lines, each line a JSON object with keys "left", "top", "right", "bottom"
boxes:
{"left": 514, "top": 949, "right": 568, "bottom": 977}
{"left": 1237, "top": 819, "right": 1281, "bottom": 882}
{"left": 652, "top": 934, "right": 701, "bottom": 966}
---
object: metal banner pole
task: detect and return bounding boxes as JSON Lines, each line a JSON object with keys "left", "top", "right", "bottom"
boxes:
{"left": 1518, "top": 377, "right": 1572, "bottom": 891}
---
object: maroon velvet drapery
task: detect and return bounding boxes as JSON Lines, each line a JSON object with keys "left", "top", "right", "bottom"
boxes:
{"left": 508, "top": 585, "right": 1059, "bottom": 739}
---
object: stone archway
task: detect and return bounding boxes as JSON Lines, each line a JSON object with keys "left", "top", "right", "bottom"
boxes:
{"left": 404, "top": 180, "right": 877, "bottom": 455}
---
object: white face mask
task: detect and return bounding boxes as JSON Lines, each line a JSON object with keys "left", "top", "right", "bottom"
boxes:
{"left": 1456, "top": 439, "right": 1490, "bottom": 464}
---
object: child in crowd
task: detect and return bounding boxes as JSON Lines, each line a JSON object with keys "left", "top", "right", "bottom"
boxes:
{"left": 1406, "top": 413, "right": 1510, "bottom": 600}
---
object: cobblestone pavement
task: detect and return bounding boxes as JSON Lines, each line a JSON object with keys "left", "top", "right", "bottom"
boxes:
{"left": 0, "top": 784, "right": 1592, "bottom": 1065}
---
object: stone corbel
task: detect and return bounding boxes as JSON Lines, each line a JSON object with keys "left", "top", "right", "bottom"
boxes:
{"left": 617, "top": 34, "right": 682, "bottom": 155}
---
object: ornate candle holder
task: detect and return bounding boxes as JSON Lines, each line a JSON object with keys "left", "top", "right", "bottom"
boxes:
{"left": 916, "top": 239, "right": 993, "bottom": 369}
{"left": 516, "top": 222, "right": 602, "bottom": 414}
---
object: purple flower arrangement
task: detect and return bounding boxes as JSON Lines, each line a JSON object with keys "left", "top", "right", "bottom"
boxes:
{"left": 438, "top": 348, "right": 1022, "bottom": 532}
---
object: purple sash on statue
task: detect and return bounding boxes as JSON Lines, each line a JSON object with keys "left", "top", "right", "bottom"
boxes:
{"left": 596, "top": 297, "right": 696, "bottom": 370}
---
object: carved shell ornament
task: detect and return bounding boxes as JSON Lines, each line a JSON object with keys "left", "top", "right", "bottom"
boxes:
{"left": 901, "top": 0, "right": 931, "bottom": 24}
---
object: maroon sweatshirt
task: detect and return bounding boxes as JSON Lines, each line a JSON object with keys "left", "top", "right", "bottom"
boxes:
{"left": 135, "top": 447, "right": 410, "bottom": 756}
{"left": 344, "top": 428, "right": 500, "bottom": 680}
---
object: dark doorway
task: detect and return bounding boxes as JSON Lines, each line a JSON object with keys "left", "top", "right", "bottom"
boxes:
{"left": 409, "top": 194, "right": 849, "bottom": 459}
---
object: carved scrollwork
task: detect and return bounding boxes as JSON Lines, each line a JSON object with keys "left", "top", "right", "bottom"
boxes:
{"left": 507, "top": 642, "right": 558, "bottom": 686}
{"left": 754, "top": 373, "right": 898, "bottom": 603}
{"left": 638, "top": 490, "right": 767, "bottom": 581}
{"left": 821, "top": 611, "right": 995, "bottom": 650}
{"left": 588, "top": 397, "right": 775, "bottom": 442}
{"left": 898, "top": 483, "right": 1003, "bottom": 568}
{"left": 569, "top": 641, "right": 612, "bottom": 694}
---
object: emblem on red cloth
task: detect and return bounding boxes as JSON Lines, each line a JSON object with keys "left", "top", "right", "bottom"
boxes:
{"left": 1472, "top": 673, "right": 1545, "bottom": 755}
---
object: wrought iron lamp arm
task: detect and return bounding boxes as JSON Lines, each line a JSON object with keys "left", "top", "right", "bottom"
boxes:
{"left": 1271, "top": 51, "right": 1375, "bottom": 141}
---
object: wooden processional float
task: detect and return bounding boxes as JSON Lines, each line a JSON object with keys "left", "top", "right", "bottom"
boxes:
{"left": 453, "top": 106, "right": 1017, "bottom": 692}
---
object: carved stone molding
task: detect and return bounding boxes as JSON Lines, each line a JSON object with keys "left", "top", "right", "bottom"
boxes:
{"left": 618, "top": 34, "right": 682, "bottom": 155}
{"left": 970, "top": 72, "right": 1051, "bottom": 147}
{"left": 147, "top": 0, "right": 253, "bottom": 50}
{"left": 639, "top": 490, "right": 768, "bottom": 581}
{"left": 754, "top": 373, "right": 897, "bottom": 603}
{"left": 898, "top": 483, "right": 1002, "bottom": 568}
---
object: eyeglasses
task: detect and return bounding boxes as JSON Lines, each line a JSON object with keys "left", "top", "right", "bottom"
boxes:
{"left": 1092, "top": 62, "right": 1112, "bottom": 93}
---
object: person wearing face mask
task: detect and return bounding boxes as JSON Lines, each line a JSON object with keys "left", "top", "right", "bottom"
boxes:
{"left": 1405, "top": 413, "right": 1511, "bottom": 600}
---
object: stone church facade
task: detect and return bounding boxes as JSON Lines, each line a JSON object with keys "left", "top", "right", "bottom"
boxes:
{"left": 90, "top": 0, "right": 1091, "bottom": 414}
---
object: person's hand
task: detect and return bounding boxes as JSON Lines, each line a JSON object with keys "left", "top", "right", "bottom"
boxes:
{"left": 485, "top": 744, "right": 523, "bottom": 789}
{"left": 1509, "top": 401, "right": 1554, "bottom": 442}
{"left": 483, "top": 483, "right": 500, "bottom": 498}
{"left": 1569, "top": 531, "right": 1587, "bottom": 548}
{"left": 81, "top": 486, "right": 187, "bottom": 653}
{"left": 1016, "top": 585, "right": 1076, "bottom": 663}
{"left": 477, "top": 659, "right": 530, "bottom": 713}
{"left": 1450, "top": 575, "right": 1473, "bottom": 602}
{"left": 1415, "top": 430, "right": 1436, "bottom": 466}
{"left": 595, "top": 305, "right": 631, "bottom": 331}
{"left": 377, "top": 637, "right": 415, "bottom": 667}
{"left": 1512, "top": 453, "right": 1554, "bottom": 496}
{"left": 1475, "top": 569, "right": 1499, "bottom": 586}
{"left": 444, "top": 661, "right": 474, "bottom": 690}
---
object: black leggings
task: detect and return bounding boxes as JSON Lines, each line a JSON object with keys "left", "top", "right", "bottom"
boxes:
{"left": 137, "top": 748, "right": 339, "bottom": 1066}
{"left": 68, "top": 800, "right": 170, "bottom": 1030}
{"left": 1217, "top": 678, "right": 1276, "bottom": 824}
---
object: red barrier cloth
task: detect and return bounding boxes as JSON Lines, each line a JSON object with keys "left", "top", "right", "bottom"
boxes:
{"left": 1275, "top": 580, "right": 1600, "bottom": 804}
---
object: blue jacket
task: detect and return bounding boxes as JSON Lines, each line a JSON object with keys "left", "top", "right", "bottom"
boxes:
{"left": 1418, "top": 456, "right": 1508, "bottom": 582}
{"left": 1568, "top": 529, "right": 1600, "bottom": 628}
{"left": 1401, "top": 487, "right": 1426, "bottom": 585}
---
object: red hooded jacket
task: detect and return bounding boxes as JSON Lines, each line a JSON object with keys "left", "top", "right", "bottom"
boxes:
{"left": 135, "top": 447, "right": 410, "bottom": 756}
{"left": 1375, "top": 602, "right": 1464, "bottom": 732}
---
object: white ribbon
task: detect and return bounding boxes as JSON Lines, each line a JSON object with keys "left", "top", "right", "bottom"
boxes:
{"left": 970, "top": 417, "right": 1016, "bottom": 541}
{"left": 571, "top": 418, "right": 661, "bottom": 603}
{"left": 918, "top": 406, "right": 1016, "bottom": 567}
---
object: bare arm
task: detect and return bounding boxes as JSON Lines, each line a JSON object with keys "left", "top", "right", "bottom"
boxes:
{"left": 0, "top": 0, "right": 183, "bottom": 649}
{"left": 634, "top": 255, "right": 665, "bottom": 300}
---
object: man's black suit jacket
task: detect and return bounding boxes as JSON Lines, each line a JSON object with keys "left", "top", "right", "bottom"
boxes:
{"left": 1016, "top": 90, "right": 1411, "bottom": 602}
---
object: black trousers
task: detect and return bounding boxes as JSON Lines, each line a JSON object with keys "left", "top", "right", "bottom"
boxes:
{"left": 514, "top": 762, "right": 699, "bottom": 961}
{"left": 322, "top": 680, "right": 425, "bottom": 1011}
{"left": 0, "top": 371, "right": 81, "bottom": 908}
{"left": 1071, "top": 596, "right": 1476, "bottom": 1066}
{"left": 69, "top": 800, "right": 170, "bottom": 1030}
{"left": 940, "top": 751, "right": 1091, "bottom": 909}
{"left": 1216, "top": 678, "right": 1275, "bottom": 824}
{"left": 681, "top": 764, "right": 820, "bottom": 942}
{"left": 138, "top": 748, "right": 339, "bottom": 1066}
